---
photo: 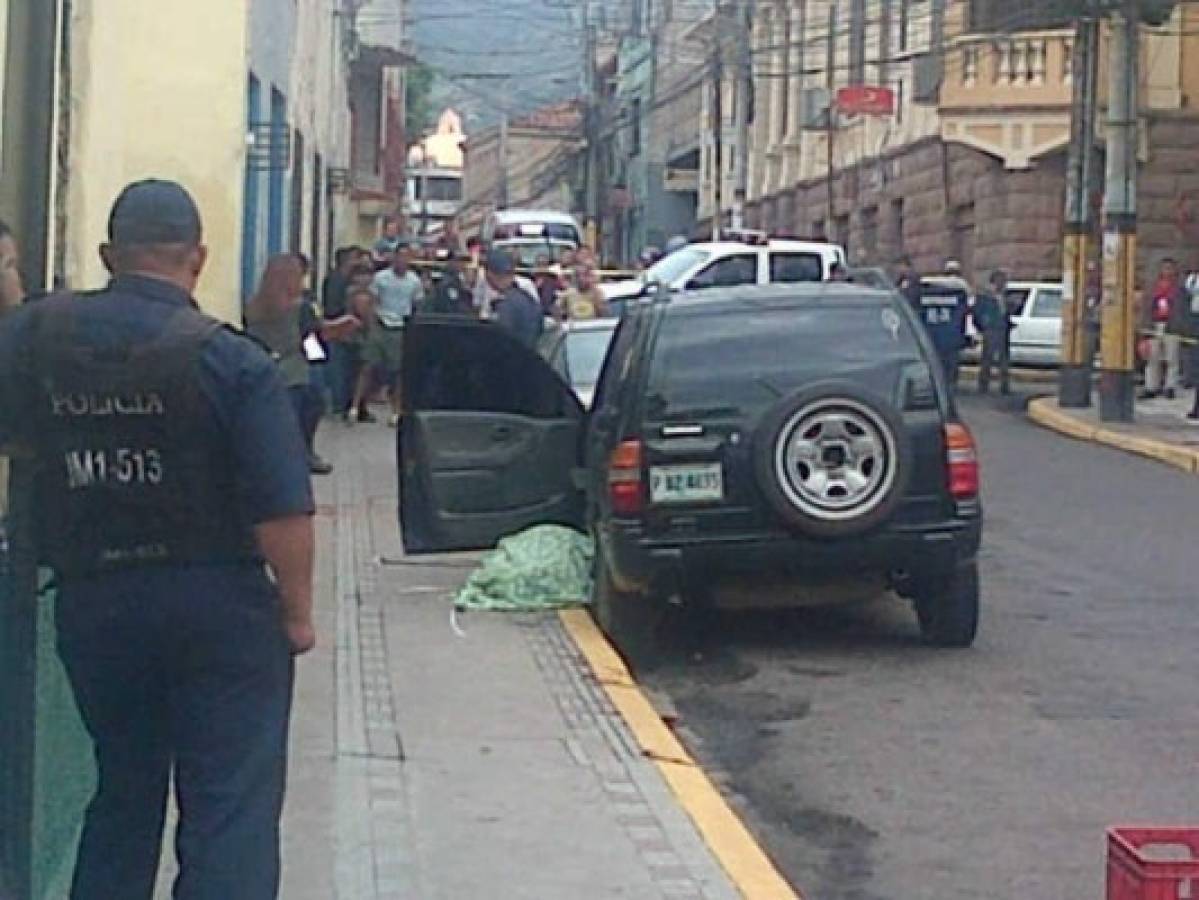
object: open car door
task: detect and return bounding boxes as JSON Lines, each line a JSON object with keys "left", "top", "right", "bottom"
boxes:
{"left": 399, "top": 317, "right": 585, "bottom": 554}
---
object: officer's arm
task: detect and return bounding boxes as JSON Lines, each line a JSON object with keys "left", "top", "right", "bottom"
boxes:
{"left": 256, "top": 516, "right": 315, "bottom": 653}
{"left": 221, "top": 337, "right": 318, "bottom": 652}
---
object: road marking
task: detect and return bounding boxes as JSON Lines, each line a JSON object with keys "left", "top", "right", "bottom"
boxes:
{"left": 1028, "top": 397, "right": 1199, "bottom": 476}
{"left": 560, "top": 609, "right": 801, "bottom": 900}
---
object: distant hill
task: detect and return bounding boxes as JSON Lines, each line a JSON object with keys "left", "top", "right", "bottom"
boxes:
{"left": 407, "top": 0, "right": 585, "bottom": 134}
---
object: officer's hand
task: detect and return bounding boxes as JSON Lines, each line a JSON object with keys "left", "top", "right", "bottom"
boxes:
{"left": 285, "top": 618, "right": 317, "bottom": 656}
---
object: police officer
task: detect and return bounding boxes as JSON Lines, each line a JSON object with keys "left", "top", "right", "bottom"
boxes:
{"left": 0, "top": 180, "right": 316, "bottom": 899}
{"left": 914, "top": 279, "right": 970, "bottom": 388}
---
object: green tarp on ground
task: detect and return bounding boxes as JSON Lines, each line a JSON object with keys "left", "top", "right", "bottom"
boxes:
{"left": 455, "top": 525, "right": 594, "bottom": 611}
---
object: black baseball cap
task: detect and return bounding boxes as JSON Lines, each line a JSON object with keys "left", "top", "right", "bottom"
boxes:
{"left": 485, "top": 248, "right": 515, "bottom": 275}
{"left": 107, "top": 179, "right": 203, "bottom": 246}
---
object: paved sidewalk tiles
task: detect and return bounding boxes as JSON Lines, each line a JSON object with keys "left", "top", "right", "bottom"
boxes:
{"left": 310, "top": 424, "right": 744, "bottom": 900}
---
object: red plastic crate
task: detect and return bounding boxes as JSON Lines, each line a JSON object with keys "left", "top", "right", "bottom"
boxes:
{"left": 1108, "top": 827, "right": 1199, "bottom": 900}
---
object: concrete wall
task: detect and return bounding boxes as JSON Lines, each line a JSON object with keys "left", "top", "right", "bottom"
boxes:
{"left": 63, "top": 0, "right": 250, "bottom": 322}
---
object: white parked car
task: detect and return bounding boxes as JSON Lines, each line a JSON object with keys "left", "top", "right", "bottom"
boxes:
{"left": 601, "top": 239, "right": 847, "bottom": 305}
{"left": 537, "top": 318, "right": 619, "bottom": 409}
{"left": 965, "top": 281, "right": 1064, "bottom": 367}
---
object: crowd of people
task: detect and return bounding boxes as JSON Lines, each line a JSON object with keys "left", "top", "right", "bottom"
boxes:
{"left": 243, "top": 219, "right": 629, "bottom": 476}
{"left": 894, "top": 252, "right": 1199, "bottom": 416}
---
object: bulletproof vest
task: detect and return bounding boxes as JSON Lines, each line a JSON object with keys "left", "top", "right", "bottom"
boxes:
{"left": 31, "top": 296, "right": 260, "bottom": 579}
{"left": 917, "top": 288, "right": 969, "bottom": 353}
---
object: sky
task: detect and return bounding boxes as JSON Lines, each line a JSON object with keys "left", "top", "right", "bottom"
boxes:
{"left": 407, "top": 0, "right": 587, "bottom": 134}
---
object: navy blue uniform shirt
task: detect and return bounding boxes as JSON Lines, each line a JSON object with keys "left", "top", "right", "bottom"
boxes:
{"left": 0, "top": 274, "right": 315, "bottom": 538}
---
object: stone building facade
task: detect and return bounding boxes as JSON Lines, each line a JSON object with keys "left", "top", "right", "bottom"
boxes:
{"left": 698, "top": 0, "right": 1199, "bottom": 284}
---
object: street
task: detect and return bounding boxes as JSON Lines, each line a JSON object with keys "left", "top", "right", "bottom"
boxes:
{"left": 642, "top": 388, "right": 1199, "bottom": 899}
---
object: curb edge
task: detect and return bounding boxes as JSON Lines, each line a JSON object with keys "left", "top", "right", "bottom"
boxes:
{"left": 559, "top": 609, "right": 800, "bottom": 900}
{"left": 1027, "top": 397, "right": 1199, "bottom": 476}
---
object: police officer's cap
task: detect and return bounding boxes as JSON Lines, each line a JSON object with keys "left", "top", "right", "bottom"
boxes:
{"left": 108, "top": 179, "right": 203, "bottom": 246}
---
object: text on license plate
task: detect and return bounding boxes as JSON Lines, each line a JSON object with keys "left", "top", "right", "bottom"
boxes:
{"left": 649, "top": 464, "right": 724, "bottom": 504}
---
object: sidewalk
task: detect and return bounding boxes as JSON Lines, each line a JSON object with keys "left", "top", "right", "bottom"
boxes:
{"left": 285, "top": 422, "right": 748, "bottom": 900}
{"left": 1028, "top": 392, "right": 1199, "bottom": 474}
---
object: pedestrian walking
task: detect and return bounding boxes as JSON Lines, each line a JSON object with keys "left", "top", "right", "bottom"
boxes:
{"left": 356, "top": 245, "right": 424, "bottom": 426}
{"left": 1140, "top": 257, "right": 1187, "bottom": 400}
{"left": 485, "top": 249, "right": 544, "bottom": 347}
{"left": 973, "top": 269, "right": 1014, "bottom": 396}
{"left": 371, "top": 217, "right": 403, "bottom": 269}
{"left": 322, "top": 249, "right": 357, "bottom": 415}
{"left": 0, "top": 179, "right": 315, "bottom": 899}
{"left": 247, "top": 255, "right": 334, "bottom": 474}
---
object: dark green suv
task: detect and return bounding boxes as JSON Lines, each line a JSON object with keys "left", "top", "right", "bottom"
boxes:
{"left": 399, "top": 284, "right": 983, "bottom": 652}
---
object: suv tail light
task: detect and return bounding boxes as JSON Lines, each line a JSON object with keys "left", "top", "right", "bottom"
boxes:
{"left": 944, "top": 423, "right": 980, "bottom": 500}
{"left": 608, "top": 439, "right": 645, "bottom": 517}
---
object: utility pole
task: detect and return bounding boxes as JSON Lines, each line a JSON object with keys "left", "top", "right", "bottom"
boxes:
{"left": 825, "top": 2, "right": 837, "bottom": 237}
{"left": 498, "top": 113, "right": 510, "bottom": 209}
{"left": 731, "top": 0, "right": 754, "bottom": 231}
{"left": 712, "top": 33, "right": 724, "bottom": 240}
{"left": 582, "top": 0, "right": 600, "bottom": 252}
{"left": 1098, "top": 2, "right": 1140, "bottom": 422}
{"left": 1060, "top": 10, "right": 1101, "bottom": 408}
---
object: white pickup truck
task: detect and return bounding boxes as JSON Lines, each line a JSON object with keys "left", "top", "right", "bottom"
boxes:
{"left": 602, "top": 238, "right": 848, "bottom": 305}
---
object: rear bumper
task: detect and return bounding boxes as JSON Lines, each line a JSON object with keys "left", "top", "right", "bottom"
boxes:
{"left": 600, "top": 514, "right": 982, "bottom": 597}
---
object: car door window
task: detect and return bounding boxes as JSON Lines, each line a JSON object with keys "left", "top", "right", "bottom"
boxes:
{"left": 770, "top": 252, "right": 824, "bottom": 283}
{"left": 1004, "top": 288, "right": 1032, "bottom": 317}
{"left": 687, "top": 254, "right": 758, "bottom": 290}
{"left": 590, "top": 314, "right": 640, "bottom": 417}
{"left": 408, "top": 322, "right": 578, "bottom": 419}
{"left": 1030, "top": 289, "right": 1063, "bottom": 319}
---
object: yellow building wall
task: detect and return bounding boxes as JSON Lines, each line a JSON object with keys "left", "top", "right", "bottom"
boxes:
{"left": 64, "top": 0, "right": 249, "bottom": 322}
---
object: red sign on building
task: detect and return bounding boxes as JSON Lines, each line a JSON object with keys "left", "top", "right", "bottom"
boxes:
{"left": 835, "top": 85, "right": 896, "bottom": 117}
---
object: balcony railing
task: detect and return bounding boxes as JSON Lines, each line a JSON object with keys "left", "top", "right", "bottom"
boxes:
{"left": 943, "top": 31, "right": 1074, "bottom": 110}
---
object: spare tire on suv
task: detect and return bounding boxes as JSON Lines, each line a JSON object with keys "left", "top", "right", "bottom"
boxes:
{"left": 753, "top": 382, "right": 912, "bottom": 539}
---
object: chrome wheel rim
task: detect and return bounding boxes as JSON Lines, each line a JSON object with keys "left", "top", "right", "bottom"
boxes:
{"left": 773, "top": 398, "right": 897, "bottom": 521}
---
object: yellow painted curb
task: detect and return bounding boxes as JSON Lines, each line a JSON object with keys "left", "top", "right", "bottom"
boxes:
{"left": 559, "top": 609, "right": 799, "bottom": 900}
{"left": 1028, "top": 397, "right": 1199, "bottom": 476}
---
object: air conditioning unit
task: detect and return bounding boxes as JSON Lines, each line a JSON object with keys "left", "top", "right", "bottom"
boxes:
{"left": 800, "top": 88, "right": 832, "bottom": 130}
{"left": 912, "top": 53, "right": 943, "bottom": 105}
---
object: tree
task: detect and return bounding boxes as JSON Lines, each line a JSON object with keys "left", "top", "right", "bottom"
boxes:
{"left": 405, "top": 63, "right": 436, "bottom": 143}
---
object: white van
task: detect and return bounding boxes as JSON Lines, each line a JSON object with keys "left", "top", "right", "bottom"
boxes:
{"left": 483, "top": 209, "right": 583, "bottom": 268}
{"left": 601, "top": 238, "right": 848, "bottom": 304}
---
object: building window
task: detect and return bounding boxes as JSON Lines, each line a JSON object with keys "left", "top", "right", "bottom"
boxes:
{"left": 969, "top": 0, "right": 1073, "bottom": 32}
{"left": 860, "top": 206, "right": 879, "bottom": 262}
{"left": 891, "top": 197, "right": 905, "bottom": 251}
{"left": 267, "top": 88, "right": 287, "bottom": 257}
{"left": 290, "top": 130, "right": 305, "bottom": 254}
{"left": 899, "top": 0, "right": 911, "bottom": 51}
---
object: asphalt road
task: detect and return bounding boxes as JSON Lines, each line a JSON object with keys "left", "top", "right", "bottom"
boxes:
{"left": 643, "top": 387, "right": 1199, "bottom": 899}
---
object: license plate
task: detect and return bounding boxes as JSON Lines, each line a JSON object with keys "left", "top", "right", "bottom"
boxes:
{"left": 649, "top": 463, "right": 724, "bottom": 505}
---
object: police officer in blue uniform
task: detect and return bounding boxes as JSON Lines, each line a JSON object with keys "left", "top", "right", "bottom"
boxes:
{"left": 914, "top": 280, "right": 970, "bottom": 389}
{"left": 0, "top": 180, "right": 316, "bottom": 899}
